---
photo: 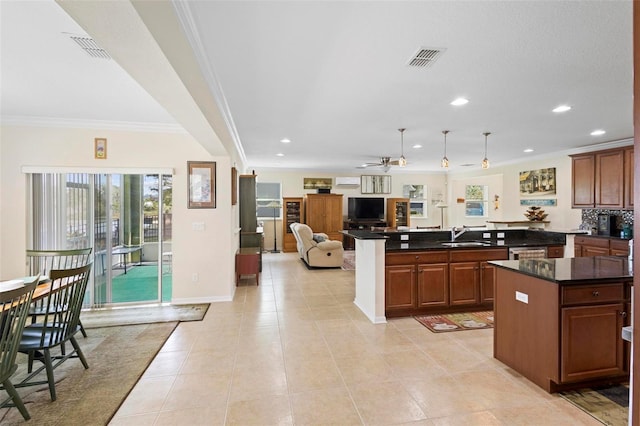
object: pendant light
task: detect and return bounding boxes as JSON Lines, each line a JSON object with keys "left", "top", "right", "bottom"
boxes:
{"left": 398, "top": 128, "right": 407, "bottom": 167}
{"left": 482, "top": 132, "right": 491, "bottom": 169}
{"left": 441, "top": 130, "right": 450, "bottom": 168}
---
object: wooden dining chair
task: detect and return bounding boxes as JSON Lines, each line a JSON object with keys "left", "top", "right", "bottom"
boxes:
{"left": 16, "top": 263, "right": 92, "bottom": 401}
{"left": 26, "top": 248, "right": 92, "bottom": 337}
{"left": 0, "top": 276, "right": 39, "bottom": 420}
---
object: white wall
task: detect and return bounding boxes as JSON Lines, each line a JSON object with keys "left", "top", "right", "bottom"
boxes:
{"left": 0, "top": 125, "right": 237, "bottom": 303}
{"left": 448, "top": 155, "right": 582, "bottom": 230}
{"left": 255, "top": 153, "right": 582, "bottom": 246}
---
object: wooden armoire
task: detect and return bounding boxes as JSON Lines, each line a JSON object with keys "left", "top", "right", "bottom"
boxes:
{"left": 304, "top": 194, "right": 343, "bottom": 241}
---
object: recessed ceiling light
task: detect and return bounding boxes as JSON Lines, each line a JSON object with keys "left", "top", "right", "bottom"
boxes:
{"left": 412, "top": 144, "right": 422, "bottom": 149}
{"left": 552, "top": 105, "right": 571, "bottom": 113}
{"left": 524, "top": 148, "right": 534, "bottom": 153}
{"left": 276, "top": 153, "right": 284, "bottom": 157}
{"left": 280, "top": 138, "right": 291, "bottom": 143}
{"left": 450, "top": 97, "right": 469, "bottom": 106}
{"left": 590, "top": 129, "right": 606, "bottom": 136}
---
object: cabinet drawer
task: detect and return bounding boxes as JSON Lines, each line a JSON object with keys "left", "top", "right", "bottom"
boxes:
{"left": 574, "top": 236, "right": 609, "bottom": 248}
{"left": 562, "top": 284, "right": 625, "bottom": 305}
{"left": 449, "top": 248, "right": 508, "bottom": 263}
{"left": 610, "top": 239, "right": 630, "bottom": 254}
{"left": 386, "top": 251, "right": 449, "bottom": 265}
{"left": 547, "top": 245, "right": 564, "bottom": 258}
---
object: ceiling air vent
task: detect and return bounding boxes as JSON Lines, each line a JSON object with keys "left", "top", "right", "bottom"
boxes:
{"left": 67, "top": 34, "right": 111, "bottom": 60}
{"left": 407, "top": 47, "right": 445, "bottom": 68}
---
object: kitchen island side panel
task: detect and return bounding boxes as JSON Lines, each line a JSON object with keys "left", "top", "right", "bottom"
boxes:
{"left": 494, "top": 268, "right": 560, "bottom": 392}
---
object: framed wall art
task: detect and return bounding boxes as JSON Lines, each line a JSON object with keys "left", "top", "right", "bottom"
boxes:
{"left": 188, "top": 161, "right": 216, "bottom": 209}
{"left": 231, "top": 166, "right": 238, "bottom": 206}
{"left": 519, "top": 167, "right": 556, "bottom": 196}
{"left": 361, "top": 175, "right": 391, "bottom": 194}
{"left": 94, "top": 138, "right": 107, "bottom": 159}
{"left": 303, "top": 177, "right": 332, "bottom": 190}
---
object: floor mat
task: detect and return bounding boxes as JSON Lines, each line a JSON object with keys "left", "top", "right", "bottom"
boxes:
{"left": 414, "top": 311, "right": 494, "bottom": 332}
{"left": 81, "top": 303, "right": 209, "bottom": 328}
{"left": 560, "top": 383, "right": 629, "bottom": 426}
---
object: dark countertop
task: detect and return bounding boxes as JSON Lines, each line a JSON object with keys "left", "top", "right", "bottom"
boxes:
{"left": 342, "top": 228, "right": 568, "bottom": 251}
{"left": 340, "top": 230, "right": 387, "bottom": 240}
{"left": 490, "top": 256, "right": 632, "bottom": 284}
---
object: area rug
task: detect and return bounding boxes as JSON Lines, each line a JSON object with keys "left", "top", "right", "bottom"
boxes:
{"left": 560, "top": 383, "right": 629, "bottom": 426}
{"left": 415, "top": 311, "right": 494, "bottom": 332}
{"left": 0, "top": 322, "right": 177, "bottom": 425}
{"left": 342, "top": 251, "right": 355, "bottom": 270}
{"left": 80, "top": 303, "right": 209, "bottom": 328}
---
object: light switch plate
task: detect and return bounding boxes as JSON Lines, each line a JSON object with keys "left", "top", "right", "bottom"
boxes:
{"left": 483, "top": 233, "right": 490, "bottom": 238}
{"left": 516, "top": 291, "right": 529, "bottom": 304}
{"left": 497, "top": 232, "right": 505, "bottom": 238}
{"left": 400, "top": 234, "right": 409, "bottom": 241}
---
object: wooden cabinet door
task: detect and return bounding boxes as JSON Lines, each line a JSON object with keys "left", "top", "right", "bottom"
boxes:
{"left": 574, "top": 244, "right": 583, "bottom": 257}
{"left": 479, "top": 261, "right": 496, "bottom": 304}
{"left": 449, "top": 262, "right": 480, "bottom": 306}
{"left": 305, "top": 196, "right": 324, "bottom": 231}
{"left": 571, "top": 154, "right": 595, "bottom": 208}
{"left": 385, "top": 265, "right": 416, "bottom": 310}
{"left": 416, "top": 263, "right": 448, "bottom": 307}
{"left": 595, "top": 150, "right": 624, "bottom": 208}
{"left": 324, "top": 195, "right": 344, "bottom": 238}
{"left": 561, "top": 303, "right": 627, "bottom": 383}
{"left": 624, "top": 147, "right": 634, "bottom": 209}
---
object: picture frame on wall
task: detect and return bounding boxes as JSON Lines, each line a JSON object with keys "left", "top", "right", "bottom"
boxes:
{"left": 361, "top": 175, "right": 391, "bottom": 194}
{"left": 188, "top": 161, "right": 216, "bottom": 209}
{"left": 94, "top": 138, "right": 107, "bottom": 159}
{"left": 231, "top": 166, "right": 238, "bottom": 206}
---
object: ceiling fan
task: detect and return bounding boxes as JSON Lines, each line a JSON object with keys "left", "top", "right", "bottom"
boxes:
{"left": 359, "top": 128, "right": 408, "bottom": 172}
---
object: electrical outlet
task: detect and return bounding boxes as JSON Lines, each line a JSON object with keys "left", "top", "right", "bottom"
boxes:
{"left": 497, "top": 232, "right": 505, "bottom": 238}
{"left": 192, "top": 273, "right": 199, "bottom": 282}
{"left": 483, "top": 233, "right": 490, "bottom": 238}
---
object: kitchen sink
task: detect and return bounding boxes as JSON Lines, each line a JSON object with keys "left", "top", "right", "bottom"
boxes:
{"left": 440, "top": 241, "right": 491, "bottom": 247}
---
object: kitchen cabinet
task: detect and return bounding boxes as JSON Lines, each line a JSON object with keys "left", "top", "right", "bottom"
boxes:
{"left": 282, "top": 197, "right": 304, "bottom": 253}
{"left": 547, "top": 245, "right": 565, "bottom": 258}
{"left": 386, "top": 198, "right": 410, "bottom": 228}
{"left": 385, "top": 248, "right": 507, "bottom": 316}
{"left": 571, "top": 154, "right": 595, "bottom": 208}
{"left": 624, "top": 147, "right": 634, "bottom": 209}
{"left": 385, "top": 251, "right": 448, "bottom": 313}
{"left": 571, "top": 147, "right": 633, "bottom": 209}
{"left": 494, "top": 261, "right": 631, "bottom": 392}
{"left": 574, "top": 235, "right": 629, "bottom": 257}
{"left": 449, "top": 249, "right": 508, "bottom": 307}
{"left": 304, "top": 194, "right": 343, "bottom": 241}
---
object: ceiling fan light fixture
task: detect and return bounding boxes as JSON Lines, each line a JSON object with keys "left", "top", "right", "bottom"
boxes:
{"left": 398, "top": 156, "right": 407, "bottom": 167}
{"left": 482, "top": 132, "right": 491, "bottom": 169}
{"left": 441, "top": 130, "right": 450, "bottom": 169}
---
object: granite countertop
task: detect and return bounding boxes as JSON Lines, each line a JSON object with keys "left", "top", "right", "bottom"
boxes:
{"left": 340, "top": 230, "right": 387, "bottom": 240}
{"left": 490, "top": 256, "right": 632, "bottom": 284}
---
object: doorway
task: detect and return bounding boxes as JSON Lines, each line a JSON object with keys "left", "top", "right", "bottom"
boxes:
{"left": 29, "top": 172, "right": 173, "bottom": 308}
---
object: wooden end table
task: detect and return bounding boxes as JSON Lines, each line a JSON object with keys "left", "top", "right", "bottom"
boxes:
{"left": 236, "top": 247, "right": 261, "bottom": 285}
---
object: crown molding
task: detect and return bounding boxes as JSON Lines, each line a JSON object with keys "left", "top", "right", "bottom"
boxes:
{"left": 1, "top": 115, "right": 186, "bottom": 133}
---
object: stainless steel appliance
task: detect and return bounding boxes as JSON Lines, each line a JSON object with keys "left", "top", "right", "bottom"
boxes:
{"left": 508, "top": 246, "right": 547, "bottom": 260}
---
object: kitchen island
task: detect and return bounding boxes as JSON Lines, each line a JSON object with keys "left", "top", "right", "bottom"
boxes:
{"left": 491, "top": 256, "right": 632, "bottom": 392}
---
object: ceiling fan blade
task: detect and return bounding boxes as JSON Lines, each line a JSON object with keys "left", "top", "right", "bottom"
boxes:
{"left": 388, "top": 160, "right": 400, "bottom": 166}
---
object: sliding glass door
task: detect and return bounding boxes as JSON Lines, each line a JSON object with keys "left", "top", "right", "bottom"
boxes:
{"left": 30, "top": 171, "right": 172, "bottom": 308}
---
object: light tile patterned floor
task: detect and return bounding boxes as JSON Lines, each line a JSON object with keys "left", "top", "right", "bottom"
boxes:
{"left": 110, "top": 252, "right": 601, "bottom": 425}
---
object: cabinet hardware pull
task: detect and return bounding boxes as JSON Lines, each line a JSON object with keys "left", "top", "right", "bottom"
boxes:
{"left": 592, "top": 291, "right": 599, "bottom": 297}
{"left": 620, "top": 311, "right": 627, "bottom": 317}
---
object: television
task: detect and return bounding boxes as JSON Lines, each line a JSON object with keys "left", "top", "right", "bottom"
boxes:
{"left": 348, "top": 197, "right": 385, "bottom": 221}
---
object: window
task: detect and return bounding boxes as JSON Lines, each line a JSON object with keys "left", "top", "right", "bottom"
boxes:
{"left": 403, "top": 184, "right": 428, "bottom": 217}
{"left": 465, "top": 185, "right": 488, "bottom": 217}
{"left": 256, "top": 182, "right": 281, "bottom": 219}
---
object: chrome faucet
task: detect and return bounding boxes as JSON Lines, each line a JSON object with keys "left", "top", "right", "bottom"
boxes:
{"left": 451, "top": 227, "right": 467, "bottom": 241}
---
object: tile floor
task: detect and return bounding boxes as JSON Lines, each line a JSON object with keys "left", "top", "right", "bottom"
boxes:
{"left": 110, "top": 252, "right": 601, "bottom": 425}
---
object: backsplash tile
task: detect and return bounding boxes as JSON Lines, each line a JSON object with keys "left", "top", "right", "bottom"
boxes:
{"left": 581, "top": 209, "right": 633, "bottom": 235}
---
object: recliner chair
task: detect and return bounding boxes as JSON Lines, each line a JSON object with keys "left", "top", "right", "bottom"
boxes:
{"left": 290, "top": 223, "right": 344, "bottom": 268}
